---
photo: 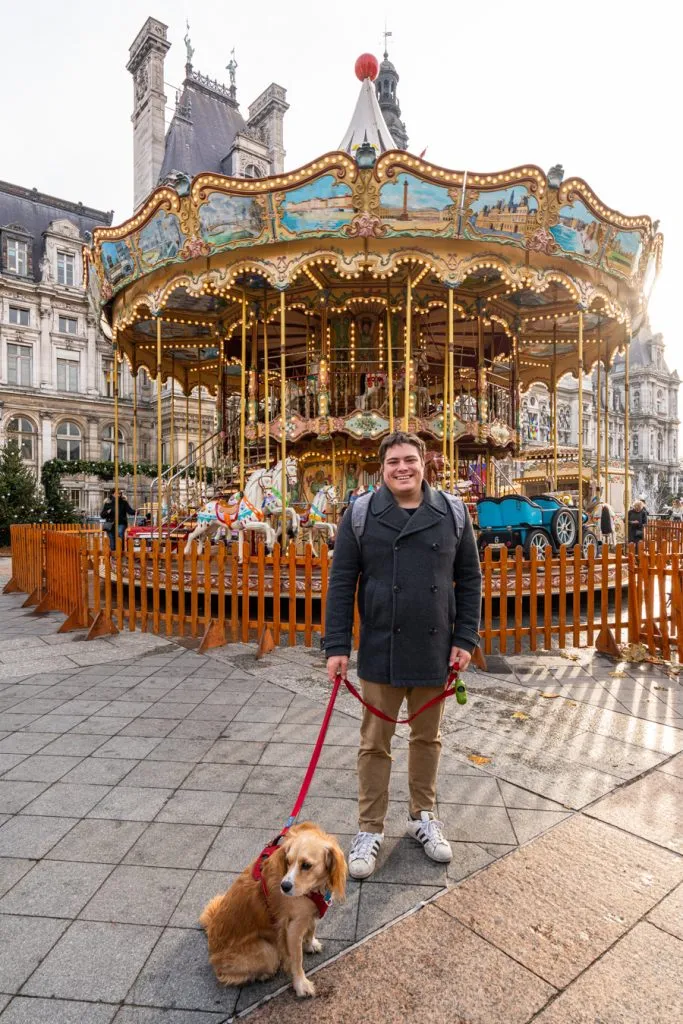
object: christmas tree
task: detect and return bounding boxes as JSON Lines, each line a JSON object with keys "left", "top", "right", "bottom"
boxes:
{"left": 41, "top": 460, "right": 77, "bottom": 524}
{"left": 0, "top": 440, "right": 46, "bottom": 545}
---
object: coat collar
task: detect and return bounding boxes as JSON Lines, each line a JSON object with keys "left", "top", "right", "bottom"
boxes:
{"left": 371, "top": 483, "right": 446, "bottom": 536}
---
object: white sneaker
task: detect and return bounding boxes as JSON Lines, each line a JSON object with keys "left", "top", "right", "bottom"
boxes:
{"left": 348, "top": 831, "right": 384, "bottom": 879}
{"left": 406, "top": 811, "right": 452, "bottom": 863}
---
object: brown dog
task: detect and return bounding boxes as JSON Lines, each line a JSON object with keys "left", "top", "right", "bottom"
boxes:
{"left": 200, "top": 822, "right": 347, "bottom": 998}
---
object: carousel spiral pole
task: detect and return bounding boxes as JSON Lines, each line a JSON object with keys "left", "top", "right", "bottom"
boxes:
{"left": 552, "top": 323, "right": 558, "bottom": 492}
{"left": 577, "top": 309, "right": 584, "bottom": 549}
{"left": 604, "top": 336, "right": 609, "bottom": 508}
{"left": 113, "top": 332, "right": 120, "bottom": 549}
{"left": 132, "top": 358, "right": 138, "bottom": 516}
{"left": 404, "top": 274, "right": 412, "bottom": 430}
{"left": 280, "top": 290, "right": 288, "bottom": 550}
{"left": 624, "top": 323, "right": 631, "bottom": 516}
{"left": 596, "top": 342, "right": 602, "bottom": 497}
{"left": 448, "top": 288, "right": 455, "bottom": 493}
{"left": 386, "top": 286, "right": 394, "bottom": 432}
{"left": 240, "top": 289, "right": 247, "bottom": 491}
{"left": 263, "top": 283, "right": 270, "bottom": 471}
{"left": 156, "top": 315, "right": 163, "bottom": 538}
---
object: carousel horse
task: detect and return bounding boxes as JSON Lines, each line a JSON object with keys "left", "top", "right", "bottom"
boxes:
{"left": 184, "top": 467, "right": 276, "bottom": 559}
{"left": 300, "top": 484, "right": 338, "bottom": 551}
{"left": 252, "top": 458, "right": 301, "bottom": 541}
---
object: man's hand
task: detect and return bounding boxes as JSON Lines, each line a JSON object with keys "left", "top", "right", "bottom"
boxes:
{"left": 449, "top": 647, "right": 471, "bottom": 672}
{"left": 327, "top": 655, "right": 349, "bottom": 683}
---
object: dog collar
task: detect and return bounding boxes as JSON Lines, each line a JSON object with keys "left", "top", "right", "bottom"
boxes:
{"left": 307, "top": 889, "right": 332, "bottom": 918}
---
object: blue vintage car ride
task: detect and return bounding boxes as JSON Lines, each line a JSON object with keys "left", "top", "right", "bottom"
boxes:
{"left": 475, "top": 494, "right": 599, "bottom": 557}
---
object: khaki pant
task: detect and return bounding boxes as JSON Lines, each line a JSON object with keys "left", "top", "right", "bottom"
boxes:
{"left": 357, "top": 679, "right": 446, "bottom": 833}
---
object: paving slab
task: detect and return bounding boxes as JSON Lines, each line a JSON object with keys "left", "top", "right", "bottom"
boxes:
{"left": 437, "top": 814, "right": 683, "bottom": 989}
{"left": 0, "top": 998, "right": 118, "bottom": 1023}
{"left": 111, "top": 1009, "right": 229, "bottom": 1023}
{"left": 0, "top": 815, "right": 79, "bottom": 858}
{"left": 80, "top": 865, "right": 194, "bottom": 926}
{"left": 0, "top": 915, "right": 68, "bottom": 993}
{"left": 0, "top": 781, "right": 50, "bottom": 813}
{"left": 0, "top": 858, "right": 36, "bottom": 898}
{"left": 647, "top": 881, "right": 683, "bottom": 940}
{"left": 45, "top": 818, "right": 148, "bottom": 864}
{"left": 0, "top": 858, "right": 112, "bottom": 917}
{"left": 532, "top": 922, "right": 683, "bottom": 1023}
{"left": 168, "top": 870, "right": 239, "bottom": 928}
{"left": 123, "top": 823, "right": 219, "bottom": 869}
{"left": 585, "top": 770, "right": 683, "bottom": 853}
{"left": 126, "top": 927, "right": 239, "bottom": 1015}
{"left": 243, "top": 904, "right": 555, "bottom": 1024}
{"left": 20, "top": 921, "right": 161, "bottom": 1002}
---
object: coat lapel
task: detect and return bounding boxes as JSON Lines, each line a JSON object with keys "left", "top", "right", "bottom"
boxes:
{"left": 371, "top": 484, "right": 446, "bottom": 538}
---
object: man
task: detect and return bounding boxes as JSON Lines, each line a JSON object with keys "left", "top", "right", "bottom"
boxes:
{"left": 100, "top": 490, "right": 135, "bottom": 549}
{"left": 324, "top": 432, "right": 482, "bottom": 879}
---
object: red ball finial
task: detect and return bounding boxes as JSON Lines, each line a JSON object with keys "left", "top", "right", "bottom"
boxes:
{"left": 355, "top": 53, "right": 379, "bottom": 82}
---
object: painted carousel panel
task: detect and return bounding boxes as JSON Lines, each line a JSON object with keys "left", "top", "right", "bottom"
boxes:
{"left": 198, "top": 191, "right": 268, "bottom": 249}
{"left": 378, "top": 173, "right": 457, "bottom": 236}
{"left": 601, "top": 228, "right": 643, "bottom": 279}
{"left": 276, "top": 174, "right": 354, "bottom": 237}
{"left": 464, "top": 185, "right": 538, "bottom": 246}
{"left": 100, "top": 239, "right": 137, "bottom": 291}
{"left": 548, "top": 199, "right": 608, "bottom": 264}
{"left": 135, "top": 209, "right": 186, "bottom": 271}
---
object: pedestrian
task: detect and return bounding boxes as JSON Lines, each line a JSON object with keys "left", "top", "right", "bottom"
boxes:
{"left": 671, "top": 498, "right": 683, "bottom": 522}
{"left": 324, "top": 431, "right": 482, "bottom": 879}
{"left": 100, "top": 491, "right": 116, "bottom": 551}
{"left": 100, "top": 489, "right": 135, "bottom": 550}
{"left": 599, "top": 501, "right": 616, "bottom": 550}
{"left": 627, "top": 499, "right": 648, "bottom": 546}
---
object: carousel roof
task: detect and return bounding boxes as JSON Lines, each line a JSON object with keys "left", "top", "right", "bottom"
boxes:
{"left": 339, "top": 76, "right": 395, "bottom": 156}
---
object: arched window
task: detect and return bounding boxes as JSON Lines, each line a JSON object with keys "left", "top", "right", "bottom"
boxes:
{"left": 632, "top": 433, "right": 639, "bottom": 456}
{"left": 656, "top": 390, "right": 664, "bottom": 415}
{"left": 657, "top": 432, "right": 664, "bottom": 462}
{"left": 56, "top": 421, "right": 81, "bottom": 461}
{"left": 244, "top": 164, "right": 261, "bottom": 179}
{"left": 633, "top": 389, "right": 640, "bottom": 411}
{"left": 558, "top": 405, "right": 571, "bottom": 444}
{"left": 102, "top": 425, "right": 124, "bottom": 462}
{"left": 6, "top": 417, "right": 35, "bottom": 460}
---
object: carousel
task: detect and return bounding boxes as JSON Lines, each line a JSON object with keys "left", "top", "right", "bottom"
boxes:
{"left": 86, "top": 53, "right": 662, "bottom": 585}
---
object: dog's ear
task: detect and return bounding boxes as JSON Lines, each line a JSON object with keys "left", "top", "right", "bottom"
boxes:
{"left": 325, "top": 842, "right": 348, "bottom": 901}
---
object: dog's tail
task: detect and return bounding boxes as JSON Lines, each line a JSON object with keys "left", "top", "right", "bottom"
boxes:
{"left": 198, "top": 893, "right": 224, "bottom": 932}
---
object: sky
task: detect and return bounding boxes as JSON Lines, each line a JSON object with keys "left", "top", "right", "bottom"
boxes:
{"left": 1, "top": 0, "right": 678, "bottom": 371}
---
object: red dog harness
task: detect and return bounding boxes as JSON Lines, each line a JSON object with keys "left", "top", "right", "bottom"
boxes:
{"left": 251, "top": 836, "right": 332, "bottom": 919}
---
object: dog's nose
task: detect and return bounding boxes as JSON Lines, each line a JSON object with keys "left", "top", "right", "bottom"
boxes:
{"left": 280, "top": 878, "right": 293, "bottom": 894}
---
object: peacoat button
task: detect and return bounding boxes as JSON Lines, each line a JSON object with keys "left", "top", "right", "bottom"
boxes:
{"left": 431, "top": 542, "right": 440, "bottom": 550}
{"left": 430, "top": 585, "right": 438, "bottom": 592}
{"left": 394, "top": 543, "right": 400, "bottom": 551}
{"left": 429, "top": 627, "right": 438, "bottom": 635}
{"left": 393, "top": 585, "right": 400, "bottom": 593}
{"left": 393, "top": 626, "right": 401, "bottom": 634}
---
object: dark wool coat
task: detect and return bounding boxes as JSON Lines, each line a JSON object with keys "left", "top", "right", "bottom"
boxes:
{"left": 324, "top": 483, "right": 482, "bottom": 687}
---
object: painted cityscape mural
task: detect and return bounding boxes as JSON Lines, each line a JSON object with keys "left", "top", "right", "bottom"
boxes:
{"left": 137, "top": 210, "right": 185, "bottom": 270}
{"left": 466, "top": 186, "right": 538, "bottom": 244}
{"left": 549, "top": 199, "right": 608, "bottom": 262}
{"left": 199, "top": 191, "right": 265, "bottom": 246}
{"left": 278, "top": 175, "right": 354, "bottom": 236}
{"left": 100, "top": 239, "right": 136, "bottom": 288}
{"left": 379, "top": 174, "right": 456, "bottom": 234}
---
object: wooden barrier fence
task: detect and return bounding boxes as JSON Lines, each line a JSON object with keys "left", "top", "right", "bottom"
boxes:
{"left": 4, "top": 523, "right": 101, "bottom": 606}
{"left": 644, "top": 519, "right": 683, "bottom": 548}
{"left": 6, "top": 524, "right": 682, "bottom": 661}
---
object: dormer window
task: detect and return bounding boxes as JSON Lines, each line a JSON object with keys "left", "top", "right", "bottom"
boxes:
{"left": 57, "top": 250, "right": 76, "bottom": 286}
{"left": 7, "top": 239, "right": 28, "bottom": 275}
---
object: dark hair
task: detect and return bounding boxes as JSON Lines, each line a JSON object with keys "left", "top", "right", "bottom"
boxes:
{"left": 378, "top": 431, "right": 426, "bottom": 464}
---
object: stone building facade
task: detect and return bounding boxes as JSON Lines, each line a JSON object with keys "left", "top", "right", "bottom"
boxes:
{"left": 519, "top": 324, "right": 680, "bottom": 508}
{"left": 0, "top": 17, "right": 288, "bottom": 516}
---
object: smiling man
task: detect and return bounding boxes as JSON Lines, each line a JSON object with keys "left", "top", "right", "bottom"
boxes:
{"left": 324, "top": 431, "right": 482, "bottom": 879}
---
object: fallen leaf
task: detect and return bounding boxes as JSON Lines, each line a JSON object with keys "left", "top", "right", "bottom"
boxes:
{"left": 609, "top": 671, "right": 626, "bottom": 678}
{"left": 539, "top": 692, "right": 561, "bottom": 699}
{"left": 467, "top": 754, "right": 492, "bottom": 765}
{"left": 565, "top": 700, "right": 577, "bottom": 707}
{"left": 511, "top": 711, "right": 529, "bottom": 720}
{"left": 559, "top": 650, "right": 580, "bottom": 661}
{"left": 654, "top": 685, "right": 668, "bottom": 691}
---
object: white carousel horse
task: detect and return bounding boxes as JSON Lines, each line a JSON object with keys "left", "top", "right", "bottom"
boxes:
{"left": 252, "top": 458, "right": 301, "bottom": 540}
{"left": 300, "top": 484, "right": 338, "bottom": 550}
{"left": 184, "top": 467, "right": 276, "bottom": 559}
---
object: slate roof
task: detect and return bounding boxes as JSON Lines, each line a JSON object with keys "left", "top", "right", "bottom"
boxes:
{"left": 0, "top": 180, "right": 112, "bottom": 283}
{"left": 159, "top": 78, "right": 247, "bottom": 181}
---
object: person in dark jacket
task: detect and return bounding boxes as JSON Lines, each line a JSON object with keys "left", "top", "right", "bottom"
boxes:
{"left": 627, "top": 499, "right": 648, "bottom": 546}
{"left": 324, "top": 431, "right": 482, "bottom": 879}
{"left": 100, "top": 490, "right": 135, "bottom": 549}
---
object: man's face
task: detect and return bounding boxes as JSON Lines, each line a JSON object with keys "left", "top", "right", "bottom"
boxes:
{"left": 382, "top": 443, "right": 424, "bottom": 497}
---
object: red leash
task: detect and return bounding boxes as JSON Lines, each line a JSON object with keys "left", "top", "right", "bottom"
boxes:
{"left": 251, "top": 667, "right": 466, "bottom": 913}
{"left": 340, "top": 664, "right": 467, "bottom": 723}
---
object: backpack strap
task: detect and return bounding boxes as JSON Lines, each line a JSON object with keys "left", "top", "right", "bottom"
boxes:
{"left": 351, "top": 488, "right": 466, "bottom": 548}
{"left": 351, "top": 491, "right": 373, "bottom": 549}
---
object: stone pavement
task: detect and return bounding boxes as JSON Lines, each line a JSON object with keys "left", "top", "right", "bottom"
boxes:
{"left": 0, "top": 576, "right": 681, "bottom": 1023}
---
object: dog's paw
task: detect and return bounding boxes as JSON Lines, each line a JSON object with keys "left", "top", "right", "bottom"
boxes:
{"left": 294, "top": 976, "right": 316, "bottom": 998}
{"left": 304, "top": 937, "right": 322, "bottom": 954}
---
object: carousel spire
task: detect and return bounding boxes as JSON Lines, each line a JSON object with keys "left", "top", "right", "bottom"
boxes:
{"left": 339, "top": 54, "right": 395, "bottom": 158}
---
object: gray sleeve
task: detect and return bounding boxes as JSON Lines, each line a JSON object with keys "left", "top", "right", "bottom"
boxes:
{"left": 323, "top": 510, "right": 362, "bottom": 658}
